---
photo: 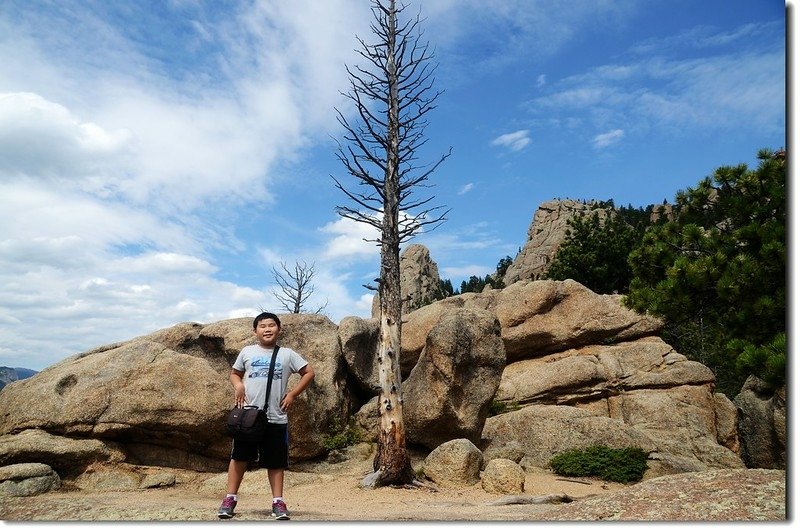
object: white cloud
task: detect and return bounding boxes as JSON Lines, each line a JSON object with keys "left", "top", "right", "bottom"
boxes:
{"left": 319, "top": 216, "right": 381, "bottom": 261}
{"left": 490, "top": 130, "right": 531, "bottom": 152}
{"left": 593, "top": 129, "right": 625, "bottom": 149}
{"left": 458, "top": 183, "right": 474, "bottom": 195}
{"left": 528, "top": 33, "right": 784, "bottom": 139}
{"left": 0, "top": 92, "right": 132, "bottom": 183}
{"left": 441, "top": 265, "right": 491, "bottom": 280}
{"left": 0, "top": 239, "right": 268, "bottom": 370}
{"left": 536, "top": 74, "right": 547, "bottom": 88}
{"left": 0, "top": 2, "right": 375, "bottom": 370}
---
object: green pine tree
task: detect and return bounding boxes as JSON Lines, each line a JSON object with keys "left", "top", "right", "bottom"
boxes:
{"left": 544, "top": 211, "right": 639, "bottom": 294}
{"left": 626, "top": 148, "right": 786, "bottom": 396}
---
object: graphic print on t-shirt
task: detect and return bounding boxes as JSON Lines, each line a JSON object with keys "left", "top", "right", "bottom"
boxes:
{"left": 248, "top": 356, "right": 283, "bottom": 380}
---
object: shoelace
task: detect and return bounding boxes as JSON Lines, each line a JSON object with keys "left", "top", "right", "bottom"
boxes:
{"left": 222, "top": 497, "right": 236, "bottom": 508}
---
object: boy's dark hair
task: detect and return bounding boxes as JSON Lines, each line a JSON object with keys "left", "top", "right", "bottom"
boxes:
{"left": 253, "top": 312, "right": 281, "bottom": 329}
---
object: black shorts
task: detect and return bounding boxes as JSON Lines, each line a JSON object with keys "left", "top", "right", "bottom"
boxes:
{"left": 230, "top": 423, "right": 289, "bottom": 469}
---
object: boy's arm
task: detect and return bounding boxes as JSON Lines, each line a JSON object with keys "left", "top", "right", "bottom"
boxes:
{"left": 230, "top": 369, "right": 246, "bottom": 407}
{"left": 280, "top": 364, "right": 315, "bottom": 411}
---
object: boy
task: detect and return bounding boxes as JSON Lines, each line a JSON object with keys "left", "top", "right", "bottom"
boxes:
{"left": 218, "top": 312, "right": 315, "bottom": 520}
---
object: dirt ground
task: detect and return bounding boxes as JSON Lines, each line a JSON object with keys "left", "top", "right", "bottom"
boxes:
{"left": 0, "top": 454, "right": 627, "bottom": 522}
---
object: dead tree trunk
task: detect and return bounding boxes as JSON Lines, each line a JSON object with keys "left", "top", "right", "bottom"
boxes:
{"left": 365, "top": 1, "right": 414, "bottom": 487}
{"left": 332, "top": 0, "right": 450, "bottom": 487}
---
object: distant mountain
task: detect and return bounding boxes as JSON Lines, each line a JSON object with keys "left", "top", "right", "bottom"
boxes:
{"left": 0, "top": 366, "right": 38, "bottom": 390}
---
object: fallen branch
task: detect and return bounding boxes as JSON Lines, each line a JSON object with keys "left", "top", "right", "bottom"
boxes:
{"left": 487, "top": 494, "right": 575, "bottom": 506}
{"left": 556, "top": 477, "right": 593, "bottom": 485}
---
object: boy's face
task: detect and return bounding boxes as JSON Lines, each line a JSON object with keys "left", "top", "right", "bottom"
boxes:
{"left": 254, "top": 318, "right": 280, "bottom": 347}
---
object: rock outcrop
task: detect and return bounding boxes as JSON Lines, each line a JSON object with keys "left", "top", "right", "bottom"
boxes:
{"left": 548, "top": 469, "right": 785, "bottom": 521}
{"left": 354, "top": 307, "right": 505, "bottom": 449}
{"left": 403, "top": 308, "right": 505, "bottom": 449}
{"left": 0, "top": 314, "right": 353, "bottom": 472}
{"left": 371, "top": 243, "right": 442, "bottom": 317}
{"left": 402, "top": 279, "right": 663, "bottom": 364}
{"left": 0, "top": 278, "right": 744, "bottom": 487}
{"left": 0, "top": 339, "right": 233, "bottom": 468}
{"left": 734, "top": 376, "right": 786, "bottom": 469}
{"left": 503, "top": 199, "right": 613, "bottom": 285}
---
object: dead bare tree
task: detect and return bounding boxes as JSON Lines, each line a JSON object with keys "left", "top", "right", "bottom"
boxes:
{"left": 271, "top": 260, "right": 328, "bottom": 314}
{"left": 332, "top": 0, "right": 451, "bottom": 487}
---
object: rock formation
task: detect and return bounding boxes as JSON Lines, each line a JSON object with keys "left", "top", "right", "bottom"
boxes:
{"left": 548, "top": 468, "right": 785, "bottom": 521}
{"left": 354, "top": 306, "right": 505, "bottom": 449}
{"left": 371, "top": 243, "right": 442, "bottom": 317}
{"left": 734, "top": 376, "right": 786, "bottom": 469}
{"left": 503, "top": 199, "right": 614, "bottom": 285}
{"left": 0, "top": 278, "right": 745, "bottom": 488}
{"left": 0, "top": 314, "right": 353, "bottom": 473}
{"left": 403, "top": 307, "right": 505, "bottom": 448}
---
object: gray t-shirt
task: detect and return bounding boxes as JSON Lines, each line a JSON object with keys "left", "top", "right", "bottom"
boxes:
{"left": 233, "top": 344, "right": 308, "bottom": 424}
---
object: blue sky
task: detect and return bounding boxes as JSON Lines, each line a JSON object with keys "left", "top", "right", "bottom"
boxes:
{"left": 0, "top": 0, "right": 788, "bottom": 371}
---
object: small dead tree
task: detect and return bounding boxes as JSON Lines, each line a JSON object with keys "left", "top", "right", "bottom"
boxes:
{"left": 332, "top": 0, "right": 450, "bottom": 487}
{"left": 271, "top": 260, "right": 328, "bottom": 314}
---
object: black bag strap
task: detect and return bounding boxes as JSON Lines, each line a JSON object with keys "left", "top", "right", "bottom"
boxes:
{"left": 261, "top": 345, "right": 280, "bottom": 413}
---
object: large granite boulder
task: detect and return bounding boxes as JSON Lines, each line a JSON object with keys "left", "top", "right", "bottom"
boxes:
{"left": 422, "top": 438, "right": 482, "bottom": 487}
{"left": 401, "top": 280, "right": 662, "bottom": 364}
{"left": 494, "top": 338, "right": 714, "bottom": 405}
{"left": 484, "top": 352, "right": 744, "bottom": 478}
{"left": 734, "top": 376, "right": 786, "bottom": 469}
{"left": 482, "top": 405, "right": 658, "bottom": 468}
{"left": 403, "top": 308, "right": 505, "bottom": 449}
{"left": 0, "top": 340, "right": 232, "bottom": 464}
{"left": 338, "top": 316, "right": 381, "bottom": 395}
{"left": 494, "top": 280, "right": 663, "bottom": 362}
{"left": 355, "top": 307, "right": 505, "bottom": 449}
{"left": 0, "top": 314, "right": 352, "bottom": 469}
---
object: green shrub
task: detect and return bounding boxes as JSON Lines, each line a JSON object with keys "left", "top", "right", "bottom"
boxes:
{"left": 321, "top": 416, "right": 363, "bottom": 451}
{"left": 488, "top": 400, "right": 520, "bottom": 416}
{"left": 548, "top": 445, "right": 648, "bottom": 484}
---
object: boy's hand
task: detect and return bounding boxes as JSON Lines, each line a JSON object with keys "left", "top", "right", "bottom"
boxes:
{"left": 234, "top": 386, "right": 246, "bottom": 407}
{"left": 280, "top": 393, "right": 295, "bottom": 411}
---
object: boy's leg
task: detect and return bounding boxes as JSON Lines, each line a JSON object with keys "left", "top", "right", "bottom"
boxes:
{"left": 218, "top": 459, "right": 247, "bottom": 519}
{"left": 218, "top": 439, "right": 257, "bottom": 518}
{"left": 261, "top": 423, "right": 290, "bottom": 520}
{"left": 268, "top": 468, "right": 285, "bottom": 498}
{"left": 226, "top": 459, "right": 248, "bottom": 494}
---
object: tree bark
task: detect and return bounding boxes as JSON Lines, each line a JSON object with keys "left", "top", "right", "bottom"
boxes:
{"left": 368, "top": 0, "right": 414, "bottom": 486}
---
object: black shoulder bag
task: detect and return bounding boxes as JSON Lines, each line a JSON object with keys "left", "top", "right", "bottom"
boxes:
{"left": 225, "top": 345, "right": 280, "bottom": 441}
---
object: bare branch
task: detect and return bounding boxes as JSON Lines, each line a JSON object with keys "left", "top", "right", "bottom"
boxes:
{"left": 270, "top": 260, "right": 327, "bottom": 314}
